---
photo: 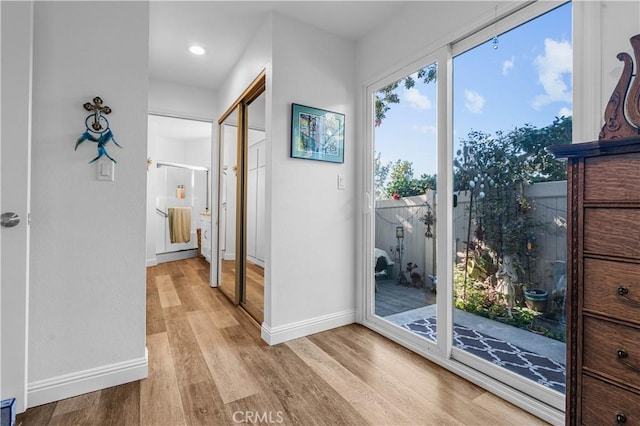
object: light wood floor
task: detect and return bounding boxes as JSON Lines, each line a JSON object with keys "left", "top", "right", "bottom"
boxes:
{"left": 17, "top": 257, "right": 547, "bottom": 425}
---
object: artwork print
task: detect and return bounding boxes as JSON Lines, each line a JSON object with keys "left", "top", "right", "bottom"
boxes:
{"left": 291, "top": 104, "right": 345, "bottom": 163}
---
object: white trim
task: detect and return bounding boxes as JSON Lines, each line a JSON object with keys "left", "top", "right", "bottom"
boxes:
{"left": 146, "top": 257, "right": 158, "bottom": 267}
{"left": 156, "top": 249, "right": 198, "bottom": 264}
{"left": 451, "top": 1, "right": 568, "bottom": 57}
{"left": 261, "top": 310, "right": 356, "bottom": 345}
{"left": 27, "top": 349, "right": 148, "bottom": 408}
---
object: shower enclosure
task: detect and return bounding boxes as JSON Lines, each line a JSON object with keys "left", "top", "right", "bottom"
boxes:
{"left": 155, "top": 161, "right": 209, "bottom": 262}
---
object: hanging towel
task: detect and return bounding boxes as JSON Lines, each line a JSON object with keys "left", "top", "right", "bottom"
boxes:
{"left": 168, "top": 207, "right": 192, "bottom": 243}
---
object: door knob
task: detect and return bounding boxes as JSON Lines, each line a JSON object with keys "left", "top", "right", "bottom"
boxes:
{"left": 1, "top": 212, "right": 20, "bottom": 228}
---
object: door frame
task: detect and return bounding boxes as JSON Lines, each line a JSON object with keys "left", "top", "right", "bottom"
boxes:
{"left": 0, "top": 1, "right": 34, "bottom": 413}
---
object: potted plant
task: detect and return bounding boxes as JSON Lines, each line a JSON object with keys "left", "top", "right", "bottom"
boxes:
{"left": 523, "top": 286, "right": 548, "bottom": 312}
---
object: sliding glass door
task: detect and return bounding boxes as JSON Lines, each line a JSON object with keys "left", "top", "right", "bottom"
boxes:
{"left": 367, "top": 1, "right": 571, "bottom": 411}
{"left": 372, "top": 62, "right": 439, "bottom": 339}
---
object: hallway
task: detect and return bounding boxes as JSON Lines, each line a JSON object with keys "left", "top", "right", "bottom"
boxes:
{"left": 17, "top": 258, "right": 546, "bottom": 425}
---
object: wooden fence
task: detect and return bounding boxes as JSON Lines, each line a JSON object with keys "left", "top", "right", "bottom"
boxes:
{"left": 375, "top": 181, "right": 567, "bottom": 293}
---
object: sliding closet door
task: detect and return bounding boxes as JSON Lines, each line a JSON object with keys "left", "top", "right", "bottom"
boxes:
{"left": 218, "top": 105, "right": 242, "bottom": 304}
{"left": 217, "top": 71, "right": 266, "bottom": 321}
{"left": 242, "top": 91, "right": 266, "bottom": 323}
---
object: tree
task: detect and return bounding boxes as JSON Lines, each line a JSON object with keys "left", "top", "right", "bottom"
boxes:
{"left": 375, "top": 65, "right": 437, "bottom": 126}
{"left": 374, "top": 152, "right": 390, "bottom": 199}
{"left": 385, "top": 160, "right": 437, "bottom": 198}
{"left": 453, "top": 116, "right": 572, "bottom": 286}
{"left": 453, "top": 116, "right": 572, "bottom": 191}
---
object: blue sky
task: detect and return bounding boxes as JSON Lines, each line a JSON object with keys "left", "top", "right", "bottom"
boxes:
{"left": 375, "top": 2, "right": 572, "bottom": 178}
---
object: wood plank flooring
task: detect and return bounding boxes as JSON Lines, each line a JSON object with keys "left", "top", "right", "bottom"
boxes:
{"left": 17, "top": 257, "right": 548, "bottom": 425}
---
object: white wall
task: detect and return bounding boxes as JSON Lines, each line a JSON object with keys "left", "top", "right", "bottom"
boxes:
{"left": 27, "top": 1, "right": 149, "bottom": 406}
{"left": 216, "top": 12, "right": 358, "bottom": 343}
{"left": 266, "top": 13, "right": 357, "bottom": 341}
{"left": 149, "top": 79, "right": 217, "bottom": 122}
{"left": 574, "top": 0, "right": 640, "bottom": 142}
{"left": 357, "top": 2, "right": 502, "bottom": 86}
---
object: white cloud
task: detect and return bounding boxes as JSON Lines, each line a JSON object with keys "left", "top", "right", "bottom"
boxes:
{"left": 502, "top": 56, "right": 515, "bottom": 76}
{"left": 558, "top": 107, "right": 572, "bottom": 118}
{"left": 532, "top": 38, "right": 572, "bottom": 110}
{"left": 464, "top": 90, "right": 485, "bottom": 114}
{"left": 412, "top": 124, "right": 437, "bottom": 135}
{"left": 403, "top": 87, "right": 432, "bottom": 110}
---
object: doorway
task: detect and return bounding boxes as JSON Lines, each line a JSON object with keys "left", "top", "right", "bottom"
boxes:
{"left": 365, "top": 1, "right": 571, "bottom": 413}
{"left": 147, "top": 115, "right": 213, "bottom": 266}
{"left": 217, "top": 72, "right": 266, "bottom": 324}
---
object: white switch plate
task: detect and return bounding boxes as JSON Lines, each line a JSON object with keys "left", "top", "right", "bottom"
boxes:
{"left": 96, "top": 157, "right": 114, "bottom": 182}
{"left": 337, "top": 174, "right": 345, "bottom": 190}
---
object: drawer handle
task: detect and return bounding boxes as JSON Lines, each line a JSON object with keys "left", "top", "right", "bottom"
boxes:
{"left": 617, "top": 287, "right": 640, "bottom": 307}
{"left": 616, "top": 413, "right": 627, "bottom": 424}
{"left": 617, "top": 349, "right": 640, "bottom": 373}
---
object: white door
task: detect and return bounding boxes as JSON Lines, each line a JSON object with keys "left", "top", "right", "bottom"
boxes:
{"left": 0, "top": 1, "right": 33, "bottom": 413}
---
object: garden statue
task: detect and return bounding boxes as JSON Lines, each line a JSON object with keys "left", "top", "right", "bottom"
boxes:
{"left": 497, "top": 255, "right": 518, "bottom": 318}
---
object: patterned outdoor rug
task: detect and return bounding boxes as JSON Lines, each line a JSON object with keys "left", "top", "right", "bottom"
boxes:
{"left": 402, "top": 317, "right": 566, "bottom": 393}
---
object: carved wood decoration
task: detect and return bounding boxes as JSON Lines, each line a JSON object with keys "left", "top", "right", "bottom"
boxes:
{"left": 625, "top": 35, "right": 640, "bottom": 126}
{"left": 599, "top": 34, "right": 640, "bottom": 140}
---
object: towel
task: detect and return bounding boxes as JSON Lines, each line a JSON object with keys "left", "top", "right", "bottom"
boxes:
{"left": 168, "top": 207, "right": 192, "bottom": 243}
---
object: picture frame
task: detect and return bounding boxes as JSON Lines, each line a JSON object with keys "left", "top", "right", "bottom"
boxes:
{"left": 291, "top": 103, "right": 345, "bottom": 163}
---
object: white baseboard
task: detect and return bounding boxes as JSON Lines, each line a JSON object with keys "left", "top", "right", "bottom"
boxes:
{"left": 156, "top": 249, "right": 198, "bottom": 264}
{"left": 261, "top": 310, "right": 355, "bottom": 345}
{"left": 27, "top": 349, "right": 148, "bottom": 408}
{"left": 146, "top": 257, "right": 158, "bottom": 267}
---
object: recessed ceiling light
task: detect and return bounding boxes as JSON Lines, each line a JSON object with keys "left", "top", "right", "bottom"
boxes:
{"left": 189, "top": 45, "right": 205, "bottom": 55}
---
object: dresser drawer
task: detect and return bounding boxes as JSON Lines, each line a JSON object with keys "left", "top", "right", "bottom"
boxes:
{"left": 584, "top": 152, "right": 640, "bottom": 202}
{"left": 584, "top": 258, "right": 640, "bottom": 325}
{"left": 583, "top": 317, "right": 640, "bottom": 390}
{"left": 582, "top": 375, "right": 640, "bottom": 425}
{"left": 584, "top": 209, "right": 640, "bottom": 259}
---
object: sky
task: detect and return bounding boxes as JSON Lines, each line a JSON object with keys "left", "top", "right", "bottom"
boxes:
{"left": 374, "top": 2, "right": 572, "bottom": 178}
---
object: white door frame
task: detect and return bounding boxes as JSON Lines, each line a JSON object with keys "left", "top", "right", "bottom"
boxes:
{"left": 0, "top": 1, "right": 33, "bottom": 414}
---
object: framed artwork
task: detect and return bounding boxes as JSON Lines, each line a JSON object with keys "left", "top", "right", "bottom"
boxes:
{"left": 291, "top": 103, "right": 345, "bottom": 163}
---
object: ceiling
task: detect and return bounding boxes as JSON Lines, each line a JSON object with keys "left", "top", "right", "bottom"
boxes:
{"left": 149, "top": 1, "right": 407, "bottom": 91}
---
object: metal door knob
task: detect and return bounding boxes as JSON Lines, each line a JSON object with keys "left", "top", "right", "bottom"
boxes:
{"left": 1, "top": 212, "right": 20, "bottom": 228}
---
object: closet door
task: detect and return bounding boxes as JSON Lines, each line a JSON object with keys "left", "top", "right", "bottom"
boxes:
{"left": 242, "top": 91, "right": 266, "bottom": 323}
{"left": 218, "top": 105, "right": 241, "bottom": 304}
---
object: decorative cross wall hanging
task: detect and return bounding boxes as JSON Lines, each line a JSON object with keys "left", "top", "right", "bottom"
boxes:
{"left": 75, "top": 96, "right": 122, "bottom": 163}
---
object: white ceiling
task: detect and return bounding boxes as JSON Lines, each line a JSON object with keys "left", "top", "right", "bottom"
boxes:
{"left": 149, "top": 1, "right": 407, "bottom": 91}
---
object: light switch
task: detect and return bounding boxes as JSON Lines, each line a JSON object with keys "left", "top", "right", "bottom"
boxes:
{"left": 97, "top": 158, "right": 114, "bottom": 182}
{"left": 337, "top": 174, "right": 345, "bottom": 190}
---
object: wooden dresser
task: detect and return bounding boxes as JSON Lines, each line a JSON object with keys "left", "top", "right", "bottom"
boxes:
{"left": 549, "top": 137, "right": 640, "bottom": 425}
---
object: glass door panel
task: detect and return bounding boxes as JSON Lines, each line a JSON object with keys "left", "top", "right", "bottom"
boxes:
{"left": 373, "top": 63, "right": 438, "bottom": 340}
{"left": 218, "top": 106, "right": 241, "bottom": 303}
{"left": 450, "top": 2, "right": 571, "bottom": 401}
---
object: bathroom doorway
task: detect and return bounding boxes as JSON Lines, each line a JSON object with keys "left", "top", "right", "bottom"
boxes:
{"left": 146, "top": 115, "right": 213, "bottom": 266}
